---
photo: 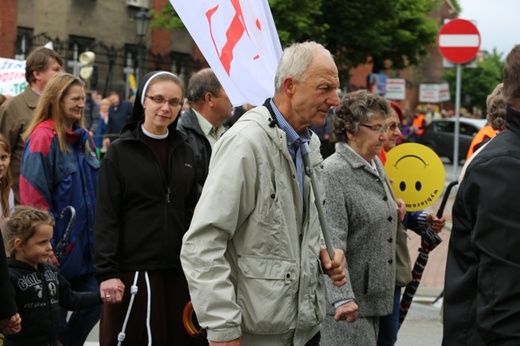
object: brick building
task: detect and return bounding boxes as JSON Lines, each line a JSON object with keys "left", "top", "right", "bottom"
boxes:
{"left": 0, "top": 0, "right": 205, "bottom": 98}
{"left": 1, "top": 0, "right": 457, "bottom": 109}
{"left": 347, "top": 0, "right": 458, "bottom": 115}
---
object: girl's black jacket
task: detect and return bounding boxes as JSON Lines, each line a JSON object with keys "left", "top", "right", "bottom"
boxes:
{"left": 93, "top": 121, "right": 198, "bottom": 282}
{"left": 4, "top": 259, "right": 101, "bottom": 346}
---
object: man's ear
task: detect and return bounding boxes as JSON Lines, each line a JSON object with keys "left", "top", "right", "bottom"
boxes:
{"left": 204, "top": 92, "right": 214, "bottom": 106}
{"left": 282, "top": 76, "right": 295, "bottom": 97}
{"left": 33, "top": 70, "right": 43, "bottom": 83}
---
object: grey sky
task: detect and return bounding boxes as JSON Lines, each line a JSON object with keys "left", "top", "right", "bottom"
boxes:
{"left": 458, "top": 0, "right": 519, "bottom": 57}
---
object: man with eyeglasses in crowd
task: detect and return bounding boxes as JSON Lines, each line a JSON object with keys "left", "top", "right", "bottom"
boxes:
{"left": 177, "top": 68, "right": 233, "bottom": 191}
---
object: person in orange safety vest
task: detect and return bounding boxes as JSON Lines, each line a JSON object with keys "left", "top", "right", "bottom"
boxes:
{"left": 466, "top": 124, "right": 497, "bottom": 160}
{"left": 409, "top": 113, "right": 426, "bottom": 142}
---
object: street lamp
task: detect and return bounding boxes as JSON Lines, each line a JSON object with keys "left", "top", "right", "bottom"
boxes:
{"left": 134, "top": 8, "right": 152, "bottom": 87}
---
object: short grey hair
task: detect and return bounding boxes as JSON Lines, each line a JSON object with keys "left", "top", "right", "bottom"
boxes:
{"left": 333, "top": 89, "right": 392, "bottom": 143}
{"left": 274, "top": 41, "right": 333, "bottom": 92}
{"left": 187, "top": 68, "right": 223, "bottom": 103}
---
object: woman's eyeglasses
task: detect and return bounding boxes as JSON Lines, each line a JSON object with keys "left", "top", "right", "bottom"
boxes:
{"left": 360, "top": 123, "right": 389, "bottom": 134}
{"left": 388, "top": 123, "right": 402, "bottom": 131}
{"left": 146, "top": 95, "right": 183, "bottom": 108}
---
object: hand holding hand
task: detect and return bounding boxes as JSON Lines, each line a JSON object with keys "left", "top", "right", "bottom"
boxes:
{"left": 100, "top": 278, "right": 125, "bottom": 304}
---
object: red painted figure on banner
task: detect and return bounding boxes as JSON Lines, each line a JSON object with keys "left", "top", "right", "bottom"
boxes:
{"left": 206, "top": 0, "right": 260, "bottom": 75}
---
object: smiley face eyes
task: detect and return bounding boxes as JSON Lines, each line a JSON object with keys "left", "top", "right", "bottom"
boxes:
{"left": 399, "top": 181, "right": 422, "bottom": 192}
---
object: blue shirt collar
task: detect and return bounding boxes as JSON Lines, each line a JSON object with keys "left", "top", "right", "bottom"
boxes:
{"left": 269, "top": 99, "right": 311, "bottom": 147}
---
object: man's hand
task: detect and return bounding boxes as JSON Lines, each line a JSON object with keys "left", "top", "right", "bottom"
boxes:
{"left": 100, "top": 278, "right": 125, "bottom": 304}
{"left": 210, "top": 337, "right": 243, "bottom": 346}
{"left": 334, "top": 301, "right": 358, "bottom": 322}
{"left": 426, "top": 213, "right": 446, "bottom": 233}
{"left": 320, "top": 248, "right": 347, "bottom": 287}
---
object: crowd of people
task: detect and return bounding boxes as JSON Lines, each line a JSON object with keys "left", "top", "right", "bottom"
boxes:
{"left": 0, "top": 40, "right": 518, "bottom": 346}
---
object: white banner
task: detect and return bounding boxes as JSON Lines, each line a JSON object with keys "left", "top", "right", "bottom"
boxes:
{"left": 385, "top": 78, "right": 406, "bottom": 100}
{"left": 419, "top": 83, "right": 450, "bottom": 103}
{"left": 0, "top": 57, "right": 27, "bottom": 97}
{"left": 169, "top": 0, "right": 282, "bottom": 106}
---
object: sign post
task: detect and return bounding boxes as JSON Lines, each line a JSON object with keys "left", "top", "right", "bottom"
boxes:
{"left": 437, "top": 19, "right": 480, "bottom": 180}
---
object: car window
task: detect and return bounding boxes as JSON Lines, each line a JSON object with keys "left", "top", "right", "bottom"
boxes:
{"left": 434, "top": 121, "right": 454, "bottom": 133}
{"left": 460, "top": 123, "right": 479, "bottom": 136}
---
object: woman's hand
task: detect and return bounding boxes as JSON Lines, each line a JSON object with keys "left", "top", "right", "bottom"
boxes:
{"left": 396, "top": 199, "right": 406, "bottom": 222}
{"left": 100, "top": 278, "right": 125, "bottom": 304}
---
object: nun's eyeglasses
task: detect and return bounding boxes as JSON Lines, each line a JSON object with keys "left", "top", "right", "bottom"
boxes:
{"left": 146, "top": 95, "right": 183, "bottom": 108}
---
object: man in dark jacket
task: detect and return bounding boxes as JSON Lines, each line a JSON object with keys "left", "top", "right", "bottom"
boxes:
{"left": 443, "top": 44, "right": 520, "bottom": 345}
{"left": 176, "top": 68, "right": 233, "bottom": 189}
{"left": 106, "top": 91, "right": 133, "bottom": 144}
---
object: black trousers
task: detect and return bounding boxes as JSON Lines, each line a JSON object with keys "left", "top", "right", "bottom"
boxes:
{"left": 305, "top": 332, "right": 321, "bottom": 346}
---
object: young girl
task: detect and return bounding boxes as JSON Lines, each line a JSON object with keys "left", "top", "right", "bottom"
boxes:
{"left": 2, "top": 206, "right": 102, "bottom": 346}
{"left": 0, "top": 134, "right": 14, "bottom": 220}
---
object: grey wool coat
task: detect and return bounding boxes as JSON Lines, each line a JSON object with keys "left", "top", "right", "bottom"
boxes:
{"left": 322, "top": 143, "right": 397, "bottom": 318}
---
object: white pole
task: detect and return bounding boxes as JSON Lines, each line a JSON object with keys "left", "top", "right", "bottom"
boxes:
{"left": 453, "top": 63, "right": 462, "bottom": 181}
{"left": 73, "top": 44, "right": 79, "bottom": 77}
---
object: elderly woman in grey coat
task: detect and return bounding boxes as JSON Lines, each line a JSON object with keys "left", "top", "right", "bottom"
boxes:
{"left": 321, "top": 89, "right": 399, "bottom": 345}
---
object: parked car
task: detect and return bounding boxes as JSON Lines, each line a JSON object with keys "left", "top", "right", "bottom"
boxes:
{"left": 417, "top": 117, "right": 487, "bottom": 164}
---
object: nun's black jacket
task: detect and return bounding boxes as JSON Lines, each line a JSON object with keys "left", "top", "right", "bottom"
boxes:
{"left": 94, "top": 120, "right": 199, "bottom": 282}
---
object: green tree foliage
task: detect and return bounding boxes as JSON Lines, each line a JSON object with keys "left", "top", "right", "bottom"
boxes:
{"left": 153, "top": 0, "right": 439, "bottom": 83}
{"left": 267, "top": 0, "right": 327, "bottom": 44}
{"left": 150, "top": 4, "right": 183, "bottom": 30}
{"left": 442, "top": 50, "right": 504, "bottom": 117}
{"left": 317, "top": 0, "right": 439, "bottom": 74}
{"left": 151, "top": 0, "right": 327, "bottom": 44}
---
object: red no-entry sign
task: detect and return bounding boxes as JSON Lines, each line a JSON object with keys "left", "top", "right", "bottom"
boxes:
{"left": 437, "top": 19, "right": 481, "bottom": 64}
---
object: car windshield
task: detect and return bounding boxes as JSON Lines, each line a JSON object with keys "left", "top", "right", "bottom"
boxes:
{"left": 434, "top": 121, "right": 454, "bottom": 133}
{"left": 432, "top": 121, "right": 481, "bottom": 135}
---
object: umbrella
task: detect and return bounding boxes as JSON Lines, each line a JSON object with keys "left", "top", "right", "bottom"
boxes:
{"left": 398, "top": 181, "right": 458, "bottom": 327}
{"left": 54, "top": 206, "right": 76, "bottom": 261}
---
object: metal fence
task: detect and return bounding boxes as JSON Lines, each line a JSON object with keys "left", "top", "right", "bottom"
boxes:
{"left": 19, "top": 33, "right": 206, "bottom": 99}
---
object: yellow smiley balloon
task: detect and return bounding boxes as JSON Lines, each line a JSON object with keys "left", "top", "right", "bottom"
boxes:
{"left": 384, "top": 143, "right": 445, "bottom": 211}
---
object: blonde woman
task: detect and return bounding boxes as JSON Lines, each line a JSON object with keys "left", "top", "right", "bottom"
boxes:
{"left": 20, "top": 72, "right": 100, "bottom": 346}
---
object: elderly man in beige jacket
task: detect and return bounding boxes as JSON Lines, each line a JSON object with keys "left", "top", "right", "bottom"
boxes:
{"left": 181, "top": 41, "right": 357, "bottom": 346}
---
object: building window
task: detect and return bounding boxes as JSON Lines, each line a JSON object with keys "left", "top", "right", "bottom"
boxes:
{"left": 15, "top": 27, "right": 34, "bottom": 60}
{"left": 68, "top": 35, "right": 96, "bottom": 59}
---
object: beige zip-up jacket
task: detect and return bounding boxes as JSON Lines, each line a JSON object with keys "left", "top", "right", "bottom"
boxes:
{"left": 181, "top": 105, "right": 326, "bottom": 346}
